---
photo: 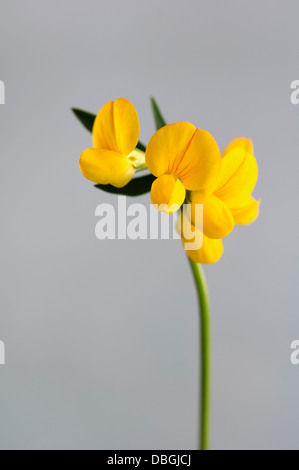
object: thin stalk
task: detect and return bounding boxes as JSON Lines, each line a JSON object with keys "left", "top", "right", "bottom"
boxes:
{"left": 188, "top": 257, "right": 211, "bottom": 451}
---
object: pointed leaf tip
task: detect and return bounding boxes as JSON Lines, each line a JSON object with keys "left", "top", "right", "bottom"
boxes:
{"left": 72, "top": 108, "right": 96, "bottom": 133}
{"left": 151, "top": 97, "right": 167, "bottom": 130}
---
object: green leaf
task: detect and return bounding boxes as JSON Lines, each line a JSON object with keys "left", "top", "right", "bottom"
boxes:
{"left": 72, "top": 108, "right": 95, "bottom": 132}
{"left": 94, "top": 174, "right": 155, "bottom": 197}
{"left": 151, "top": 97, "right": 167, "bottom": 130}
{"left": 72, "top": 108, "right": 146, "bottom": 152}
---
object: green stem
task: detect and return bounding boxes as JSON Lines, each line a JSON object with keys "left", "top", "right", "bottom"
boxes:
{"left": 188, "top": 257, "right": 211, "bottom": 451}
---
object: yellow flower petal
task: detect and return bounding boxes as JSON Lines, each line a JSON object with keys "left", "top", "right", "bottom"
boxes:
{"left": 191, "top": 192, "right": 234, "bottom": 239}
{"left": 79, "top": 148, "right": 135, "bottom": 188}
{"left": 177, "top": 212, "right": 223, "bottom": 264}
{"left": 185, "top": 234, "right": 223, "bottom": 264}
{"left": 151, "top": 173, "right": 186, "bottom": 214}
{"left": 230, "top": 197, "right": 261, "bottom": 224}
{"left": 145, "top": 122, "right": 196, "bottom": 177}
{"left": 175, "top": 129, "right": 221, "bottom": 191}
{"left": 214, "top": 147, "right": 258, "bottom": 207}
{"left": 223, "top": 137, "right": 254, "bottom": 156}
{"left": 92, "top": 98, "right": 140, "bottom": 156}
{"left": 215, "top": 148, "right": 244, "bottom": 189}
{"left": 146, "top": 123, "right": 221, "bottom": 191}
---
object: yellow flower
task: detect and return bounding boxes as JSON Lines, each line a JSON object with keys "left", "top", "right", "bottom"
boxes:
{"left": 145, "top": 123, "right": 221, "bottom": 213}
{"left": 180, "top": 137, "right": 260, "bottom": 264}
{"left": 79, "top": 98, "right": 145, "bottom": 188}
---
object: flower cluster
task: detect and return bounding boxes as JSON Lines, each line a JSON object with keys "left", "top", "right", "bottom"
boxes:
{"left": 78, "top": 98, "right": 260, "bottom": 264}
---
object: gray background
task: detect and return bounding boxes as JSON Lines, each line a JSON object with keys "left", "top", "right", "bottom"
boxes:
{"left": 0, "top": 0, "right": 298, "bottom": 450}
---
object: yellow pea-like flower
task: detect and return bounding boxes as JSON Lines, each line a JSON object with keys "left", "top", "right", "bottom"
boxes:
{"left": 145, "top": 122, "right": 221, "bottom": 213}
{"left": 79, "top": 98, "right": 145, "bottom": 188}
{"left": 181, "top": 137, "right": 260, "bottom": 264}
{"left": 213, "top": 137, "right": 260, "bottom": 225}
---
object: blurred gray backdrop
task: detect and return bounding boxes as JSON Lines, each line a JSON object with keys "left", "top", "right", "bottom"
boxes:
{"left": 0, "top": 0, "right": 298, "bottom": 450}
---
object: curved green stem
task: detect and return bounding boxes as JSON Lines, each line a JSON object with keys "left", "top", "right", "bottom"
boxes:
{"left": 188, "top": 258, "right": 211, "bottom": 451}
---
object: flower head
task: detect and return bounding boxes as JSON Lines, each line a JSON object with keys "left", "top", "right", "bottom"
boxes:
{"left": 145, "top": 123, "right": 221, "bottom": 213}
{"left": 180, "top": 137, "right": 260, "bottom": 264}
{"left": 79, "top": 98, "right": 144, "bottom": 188}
